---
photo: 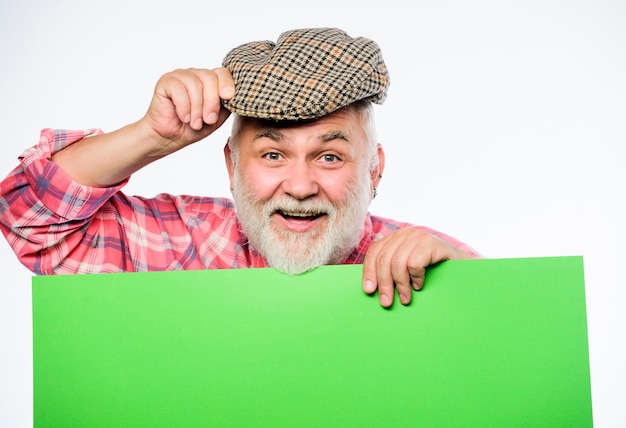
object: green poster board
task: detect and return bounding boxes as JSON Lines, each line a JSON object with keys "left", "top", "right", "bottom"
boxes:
{"left": 32, "top": 256, "right": 593, "bottom": 427}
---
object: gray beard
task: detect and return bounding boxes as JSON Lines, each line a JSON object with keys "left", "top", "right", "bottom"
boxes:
{"left": 232, "top": 169, "right": 372, "bottom": 275}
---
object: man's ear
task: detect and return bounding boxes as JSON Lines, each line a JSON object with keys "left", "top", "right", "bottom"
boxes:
{"left": 224, "top": 138, "right": 235, "bottom": 190}
{"left": 371, "top": 143, "right": 385, "bottom": 187}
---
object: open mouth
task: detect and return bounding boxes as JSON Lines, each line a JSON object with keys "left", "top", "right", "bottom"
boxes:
{"left": 276, "top": 209, "right": 326, "bottom": 221}
{"left": 272, "top": 209, "right": 328, "bottom": 232}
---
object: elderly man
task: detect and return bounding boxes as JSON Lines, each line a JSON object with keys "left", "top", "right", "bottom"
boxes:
{"left": 0, "top": 28, "right": 479, "bottom": 307}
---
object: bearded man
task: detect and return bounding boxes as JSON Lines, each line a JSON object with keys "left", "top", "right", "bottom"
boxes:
{"left": 0, "top": 28, "right": 480, "bottom": 307}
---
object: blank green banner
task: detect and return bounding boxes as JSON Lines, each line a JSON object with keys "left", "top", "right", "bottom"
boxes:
{"left": 32, "top": 256, "right": 593, "bottom": 427}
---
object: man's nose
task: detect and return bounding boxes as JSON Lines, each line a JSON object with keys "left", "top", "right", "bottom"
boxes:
{"left": 281, "top": 163, "right": 320, "bottom": 200}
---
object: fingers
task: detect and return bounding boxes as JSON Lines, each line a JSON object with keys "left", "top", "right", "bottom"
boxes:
{"left": 213, "top": 67, "right": 236, "bottom": 100}
{"left": 156, "top": 67, "right": 235, "bottom": 131}
{"left": 362, "top": 229, "right": 456, "bottom": 308}
{"left": 199, "top": 67, "right": 235, "bottom": 127}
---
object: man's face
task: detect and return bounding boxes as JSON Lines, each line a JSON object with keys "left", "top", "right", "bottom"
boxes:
{"left": 225, "top": 106, "right": 383, "bottom": 274}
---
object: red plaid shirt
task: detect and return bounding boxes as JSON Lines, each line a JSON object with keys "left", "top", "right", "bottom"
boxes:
{"left": 0, "top": 129, "right": 481, "bottom": 275}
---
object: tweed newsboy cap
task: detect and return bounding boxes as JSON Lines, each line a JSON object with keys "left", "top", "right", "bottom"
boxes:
{"left": 221, "top": 28, "right": 389, "bottom": 120}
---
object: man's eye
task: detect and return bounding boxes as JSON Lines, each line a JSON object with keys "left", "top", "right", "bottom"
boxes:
{"left": 263, "top": 153, "right": 282, "bottom": 161}
{"left": 321, "top": 154, "right": 340, "bottom": 163}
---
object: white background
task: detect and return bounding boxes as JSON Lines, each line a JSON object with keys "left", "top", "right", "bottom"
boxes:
{"left": 1, "top": 0, "right": 624, "bottom": 426}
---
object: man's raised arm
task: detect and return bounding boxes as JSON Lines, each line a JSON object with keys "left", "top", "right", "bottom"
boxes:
{"left": 51, "top": 67, "right": 235, "bottom": 187}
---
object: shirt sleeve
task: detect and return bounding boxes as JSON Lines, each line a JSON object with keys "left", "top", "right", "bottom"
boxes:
{"left": 0, "top": 128, "right": 130, "bottom": 274}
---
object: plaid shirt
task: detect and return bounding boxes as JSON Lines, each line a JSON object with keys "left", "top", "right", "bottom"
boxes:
{"left": 0, "top": 129, "right": 481, "bottom": 275}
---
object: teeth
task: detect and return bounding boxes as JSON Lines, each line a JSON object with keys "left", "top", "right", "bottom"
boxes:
{"left": 280, "top": 211, "right": 321, "bottom": 217}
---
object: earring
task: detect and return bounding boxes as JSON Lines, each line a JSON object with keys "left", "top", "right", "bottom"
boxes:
{"left": 373, "top": 186, "right": 378, "bottom": 199}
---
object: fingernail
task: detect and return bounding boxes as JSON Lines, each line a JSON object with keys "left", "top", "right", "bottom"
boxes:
{"left": 205, "top": 113, "right": 217, "bottom": 124}
{"left": 400, "top": 293, "right": 410, "bottom": 305}
{"left": 380, "top": 294, "right": 390, "bottom": 307}
{"left": 191, "top": 118, "right": 202, "bottom": 129}
{"left": 222, "top": 86, "right": 235, "bottom": 98}
{"left": 363, "top": 280, "right": 375, "bottom": 293}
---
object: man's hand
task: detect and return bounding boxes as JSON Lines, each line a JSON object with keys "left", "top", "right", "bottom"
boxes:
{"left": 362, "top": 228, "right": 472, "bottom": 308}
{"left": 143, "top": 67, "right": 236, "bottom": 156}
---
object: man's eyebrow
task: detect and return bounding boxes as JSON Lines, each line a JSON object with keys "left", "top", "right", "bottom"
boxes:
{"left": 254, "top": 129, "right": 285, "bottom": 141}
{"left": 253, "top": 129, "right": 350, "bottom": 144}
{"left": 320, "top": 130, "right": 350, "bottom": 143}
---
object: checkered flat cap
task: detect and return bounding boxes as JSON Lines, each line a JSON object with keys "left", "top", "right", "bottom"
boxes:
{"left": 221, "top": 28, "right": 390, "bottom": 120}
